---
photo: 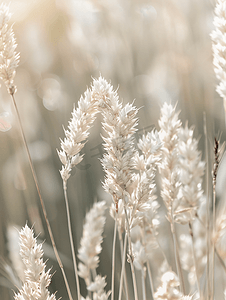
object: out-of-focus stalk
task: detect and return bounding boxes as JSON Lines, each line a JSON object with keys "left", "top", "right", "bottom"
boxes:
{"left": 0, "top": 4, "right": 73, "bottom": 300}
{"left": 11, "top": 93, "right": 74, "bottom": 300}
{"left": 189, "top": 222, "right": 201, "bottom": 298}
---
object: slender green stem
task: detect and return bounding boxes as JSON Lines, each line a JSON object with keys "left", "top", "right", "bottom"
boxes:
{"left": 111, "top": 217, "right": 117, "bottom": 300}
{"left": 63, "top": 182, "right": 81, "bottom": 300}
{"left": 11, "top": 93, "right": 74, "bottom": 300}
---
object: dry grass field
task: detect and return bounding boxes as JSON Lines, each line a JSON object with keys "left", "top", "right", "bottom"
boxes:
{"left": 0, "top": 0, "right": 226, "bottom": 299}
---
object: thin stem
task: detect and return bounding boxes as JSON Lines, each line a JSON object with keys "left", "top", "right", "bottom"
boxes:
{"left": 189, "top": 222, "right": 201, "bottom": 298}
{"left": 86, "top": 274, "right": 92, "bottom": 299}
{"left": 170, "top": 214, "right": 185, "bottom": 294}
{"left": 196, "top": 214, "right": 226, "bottom": 274}
{"left": 195, "top": 213, "right": 205, "bottom": 227}
{"left": 211, "top": 136, "right": 222, "bottom": 300}
{"left": 111, "top": 217, "right": 117, "bottom": 300}
{"left": 10, "top": 93, "right": 74, "bottom": 300}
{"left": 204, "top": 112, "right": 211, "bottom": 300}
{"left": 215, "top": 248, "right": 226, "bottom": 273}
{"left": 91, "top": 268, "right": 97, "bottom": 280}
{"left": 141, "top": 269, "right": 147, "bottom": 300}
{"left": 153, "top": 228, "right": 170, "bottom": 267}
{"left": 147, "top": 262, "right": 155, "bottom": 300}
{"left": 118, "top": 234, "right": 128, "bottom": 300}
{"left": 211, "top": 184, "right": 216, "bottom": 300}
{"left": 118, "top": 229, "right": 129, "bottom": 300}
{"left": 122, "top": 196, "right": 139, "bottom": 300}
{"left": 141, "top": 226, "right": 154, "bottom": 300}
{"left": 63, "top": 182, "right": 81, "bottom": 300}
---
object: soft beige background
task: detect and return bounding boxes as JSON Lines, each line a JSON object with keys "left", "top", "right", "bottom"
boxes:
{"left": 0, "top": 0, "right": 225, "bottom": 299}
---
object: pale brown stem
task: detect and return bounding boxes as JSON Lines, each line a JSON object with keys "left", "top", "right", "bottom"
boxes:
{"left": 111, "top": 217, "right": 117, "bottom": 300}
{"left": 118, "top": 234, "right": 128, "bottom": 300}
{"left": 215, "top": 248, "right": 226, "bottom": 273}
{"left": 11, "top": 93, "right": 74, "bottom": 300}
{"left": 147, "top": 262, "right": 155, "bottom": 300}
{"left": 203, "top": 112, "right": 211, "bottom": 300}
{"left": 211, "top": 184, "right": 216, "bottom": 300}
{"left": 122, "top": 196, "right": 139, "bottom": 300}
{"left": 63, "top": 182, "right": 81, "bottom": 300}
{"left": 118, "top": 229, "right": 129, "bottom": 300}
{"left": 196, "top": 214, "right": 226, "bottom": 275}
{"left": 141, "top": 268, "right": 146, "bottom": 300}
{"left": 170, "top": 212, "right": 185, "bottom": 294}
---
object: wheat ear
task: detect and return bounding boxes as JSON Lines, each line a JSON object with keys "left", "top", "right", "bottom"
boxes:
{"left": 58, "top": 85, "right": 100, "bottom": 300}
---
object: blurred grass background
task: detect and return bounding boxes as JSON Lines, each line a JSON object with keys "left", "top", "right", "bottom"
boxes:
{"left": 0, "top": 0, "right": 225, "bottom": 299}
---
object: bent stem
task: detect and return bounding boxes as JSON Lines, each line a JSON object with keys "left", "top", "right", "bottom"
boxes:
{"left": 63, "top": 181, "right": 81, "bottom": 300}
{"left": 11, "top": 93, "right": 74, "bottom": 300}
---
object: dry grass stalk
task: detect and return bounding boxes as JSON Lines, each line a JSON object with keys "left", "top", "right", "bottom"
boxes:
{"left": 57, "top": 80, "right": 102, "bottom": 300}
{"left": 91, "top": 76, "right": 139, "bottom": 300}
{"left": 0, "top": 4, "right": 73, "bottom": 300}
{"left": 158, "top": 103, "right": 185, "bottom": 293}
{"left": 211, "top": 137, "right": 225, "bottom": 300}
